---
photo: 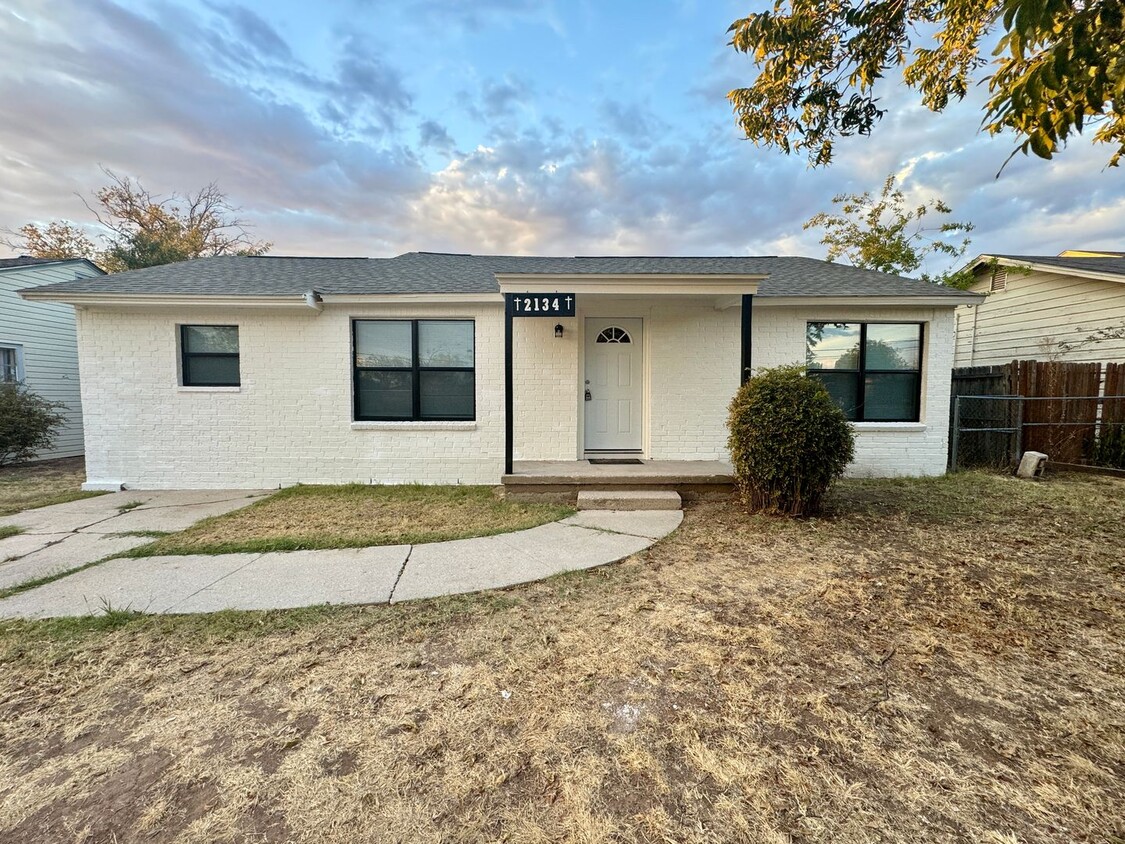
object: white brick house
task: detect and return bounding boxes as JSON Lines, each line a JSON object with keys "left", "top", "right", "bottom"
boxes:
{"left": 19, "top": 252, "right": 980, "bottom": 489}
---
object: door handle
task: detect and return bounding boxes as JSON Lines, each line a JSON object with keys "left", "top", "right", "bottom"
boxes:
{"left": 585, "top": 388, "right": 592, "bottom": 401}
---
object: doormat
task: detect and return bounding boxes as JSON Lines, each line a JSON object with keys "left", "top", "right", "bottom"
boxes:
{"left": 588, "top": 458, "right": 645, "bottom": 465}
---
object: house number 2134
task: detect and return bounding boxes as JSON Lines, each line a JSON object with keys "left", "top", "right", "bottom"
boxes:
{"left": 510, "top": 293, "right": 575, "bottom": 317}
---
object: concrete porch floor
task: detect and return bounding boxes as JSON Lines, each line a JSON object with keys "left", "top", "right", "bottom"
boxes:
{"left": 502, "top": 460, "right": 735, "bottom": 501}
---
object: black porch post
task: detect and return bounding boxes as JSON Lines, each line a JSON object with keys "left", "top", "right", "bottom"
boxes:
{"left": 740, "top": 293, "right": 754, "bottom": 384}
{"left": 504, "top": 293, "right": 514, "bottom": 475}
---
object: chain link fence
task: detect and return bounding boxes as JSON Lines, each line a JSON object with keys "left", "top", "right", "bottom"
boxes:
{"left": 950, "top": 395, "right": 1125, "bottom": 471}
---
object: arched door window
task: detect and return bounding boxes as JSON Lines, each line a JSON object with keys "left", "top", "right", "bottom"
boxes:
{"left": 595, "top": 326, "right": 632, "bottom": 344}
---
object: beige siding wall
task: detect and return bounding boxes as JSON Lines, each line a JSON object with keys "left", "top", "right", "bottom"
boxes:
{"left": 0, "top": 262, "right": 102, "bottom": 459}
{"left": 954, "top": 270, "right": 1125, "bottom": 366}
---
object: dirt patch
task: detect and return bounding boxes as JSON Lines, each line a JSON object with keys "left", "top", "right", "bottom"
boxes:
{"left": 0, "top": 472, "right": 1123, "bottom": 842}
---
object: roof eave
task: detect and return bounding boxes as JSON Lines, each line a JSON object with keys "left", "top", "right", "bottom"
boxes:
{"left": 17, "top": 291, "right": 316, "bottom": 308}
{"left": 964, "top": 253, "right": 1125, "bottom": 285}
{"left": 756, "top": 293, "right": 984, "bottom": 307}
{"left": 0, "top": 257, "right": 106, "bottom": 276}
{"left": 496, "top": 272, "right": 765, "bottom": 296}
{"left": 18, "top": 290, "right": 507, "bottom": 307}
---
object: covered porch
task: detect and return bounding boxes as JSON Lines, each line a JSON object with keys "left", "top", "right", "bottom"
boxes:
{"left": 499, "top": 271, "right": 763, "bottom": 475}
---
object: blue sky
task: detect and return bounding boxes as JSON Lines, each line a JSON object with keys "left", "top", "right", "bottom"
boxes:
{"left": 1, "top": 0, "right": 1122, "bottom": 273}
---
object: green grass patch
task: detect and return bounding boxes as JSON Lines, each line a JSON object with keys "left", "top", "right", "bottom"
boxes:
{"left": 0, "top": 525, "right": 23, "bottom": 541}
{"left": 125, "top": 484, "right": 574, "bottom": 557}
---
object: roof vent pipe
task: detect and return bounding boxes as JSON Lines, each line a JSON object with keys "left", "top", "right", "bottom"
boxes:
{"left": 304, "top": 289, "right": 323, "bottom": 312}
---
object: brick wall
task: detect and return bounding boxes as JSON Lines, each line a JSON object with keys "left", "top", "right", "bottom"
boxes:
{"left": 77, "top": 299, "right": 956, "bottom": 489}
{"left": 513, "top": 316, "right": 578, "bottom": 460}
{"left": 646, "top": 301, "right": 741, "bottom": 459}
{"left": 77, "top": 303, "right": 506, "bottom": 489}
{"left": 751, "top": 304, "right": 955, "bottom": 477}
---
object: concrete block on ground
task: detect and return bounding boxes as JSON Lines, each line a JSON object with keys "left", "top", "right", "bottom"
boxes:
{"left": 1016, "top": 451, "right": 1048, "bottom": 479}
{"left": 577, "top": 490, "right": 681, "bottom": 511}
{"left": 559, "top": 510, "right": 683, "bottom": 539}
{"left": 168, "top": 545, "right": 410, "bottom": 613}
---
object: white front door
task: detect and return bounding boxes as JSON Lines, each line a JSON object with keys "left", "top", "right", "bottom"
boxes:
{"left": 584, "top": 317, "right": 643, "bottom": 452}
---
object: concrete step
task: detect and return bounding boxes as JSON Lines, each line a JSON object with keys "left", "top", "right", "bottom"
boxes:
{"left": 577, "top": 489, "right": 682, "bottom": 511}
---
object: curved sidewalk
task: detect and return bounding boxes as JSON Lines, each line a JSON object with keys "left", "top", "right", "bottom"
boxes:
{"left": 0, "top": 509, "right": 682, "bottom": 619}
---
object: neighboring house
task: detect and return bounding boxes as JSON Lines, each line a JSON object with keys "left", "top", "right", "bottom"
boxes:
{"left": 954, "top": 252, "right": 1125, "bottom": 366}
{"left": 1, "top": 256, "right": 106, "bottom": 460}
{"left": 19, "top": 252, "right": 979, "bottom": 489}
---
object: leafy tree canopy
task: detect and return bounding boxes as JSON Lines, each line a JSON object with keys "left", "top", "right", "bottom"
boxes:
{"left": 804, "top": 175, "right": 975, "bottom": 288}
{"left": 728, "top": 0, "right": 1125, "bottom": 170}
{"left": 3, "top": 169, "right": 270, "bottom": 273}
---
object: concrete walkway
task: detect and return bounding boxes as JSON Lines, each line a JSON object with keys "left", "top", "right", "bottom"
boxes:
{"left": 0, "top": 505, "right": 682, "bottom": 619}
{"left": 0, "top": 490, "right": 271, "bottom": 591}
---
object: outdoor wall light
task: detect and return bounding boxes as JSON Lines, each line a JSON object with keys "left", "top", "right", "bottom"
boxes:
{"left": 554, "top": 323, "right": 564, "bottom": 338}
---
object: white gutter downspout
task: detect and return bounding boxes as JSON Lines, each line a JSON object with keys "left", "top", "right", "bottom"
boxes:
{"left": 305, "top": 290, "right": 323, "bottom": 312}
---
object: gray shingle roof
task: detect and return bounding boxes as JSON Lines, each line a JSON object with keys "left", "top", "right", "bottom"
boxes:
{"left": 19, "top": 251, "right": 976, "bottom": 299}
{"left": 0, "top": 256, "right": 57, "bottom": 269}
{"left": 990, "top": 254, "right": 1125, "bottom": 278}
{"left": 0, "top": 256, "right": 106, "bottom": 274}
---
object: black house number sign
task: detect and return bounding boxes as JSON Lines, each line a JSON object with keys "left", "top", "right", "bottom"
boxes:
{"left": 509, "top": 293, "right": 575, "bottom": 317}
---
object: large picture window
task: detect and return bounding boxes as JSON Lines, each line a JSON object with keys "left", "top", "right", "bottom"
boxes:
{"left": 180, "top": 325, "right": 240, "bottom": 387}
{"left": 806, "top": 322, "right": 923, "bottom": 422}
{"left": 353, "top": 320, "right": 475, "bottom": 421}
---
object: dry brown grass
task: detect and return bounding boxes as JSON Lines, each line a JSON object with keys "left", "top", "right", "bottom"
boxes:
{"left": 0, "top": 457, "right": 105, "bottom": 517}
{"left": 130, "top": 484, "right": 574, "bottom": 555}
{"left": 0, "top": 471, "right": 1122, "bottom": 843}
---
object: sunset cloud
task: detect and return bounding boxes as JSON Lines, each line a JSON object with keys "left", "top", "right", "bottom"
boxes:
{"left": 1, "top": 0, "right": 1120, "bottom": 271}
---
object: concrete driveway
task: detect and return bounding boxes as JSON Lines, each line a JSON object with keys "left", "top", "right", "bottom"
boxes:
{"left": 0, "top": 490, "right": 270, "bottom": 591}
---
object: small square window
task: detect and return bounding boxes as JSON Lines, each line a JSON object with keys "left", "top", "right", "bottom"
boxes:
{"left": 0, "top": 345, "right": 23, "bottom": 383}
{"left": 181, "top": 325, "right": 240, "bottom": 387}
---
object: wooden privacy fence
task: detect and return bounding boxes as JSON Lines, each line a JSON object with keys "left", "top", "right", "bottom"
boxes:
{"left": 950, "top": 360, "right": 1125, "bottom": 469}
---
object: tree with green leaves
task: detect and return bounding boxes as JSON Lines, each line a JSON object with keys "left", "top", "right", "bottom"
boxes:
{"left": 728, "top": 0, "right": 1125, "bottom": 170}
{"left": 804, "top": 175, "right": 975, "bottom": 287}
{"left": 0, "top": 383, "right": 65, "bottom": 467}
{"left": 3, "top": 169, "right": 270, "bottom": 273}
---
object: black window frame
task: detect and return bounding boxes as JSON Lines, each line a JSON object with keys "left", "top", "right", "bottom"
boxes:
{"left": 352, "top": 319, "right": 476, "bottom": 422}
{"left": 806, "top": 322, "right": 924, "bottom": 423}
{"left": 180, "top": 324, "right": 240, "bottom": 387}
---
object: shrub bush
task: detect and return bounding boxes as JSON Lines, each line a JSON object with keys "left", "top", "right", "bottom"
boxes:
{"left": 0, "top": 383, "right": 66, "bottom": 467}
{"left": 1092, "top": 424, "right": 1125, "bottom": 469}
{"left": 727, "top": 364, "right": 855, "bottom": 516}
